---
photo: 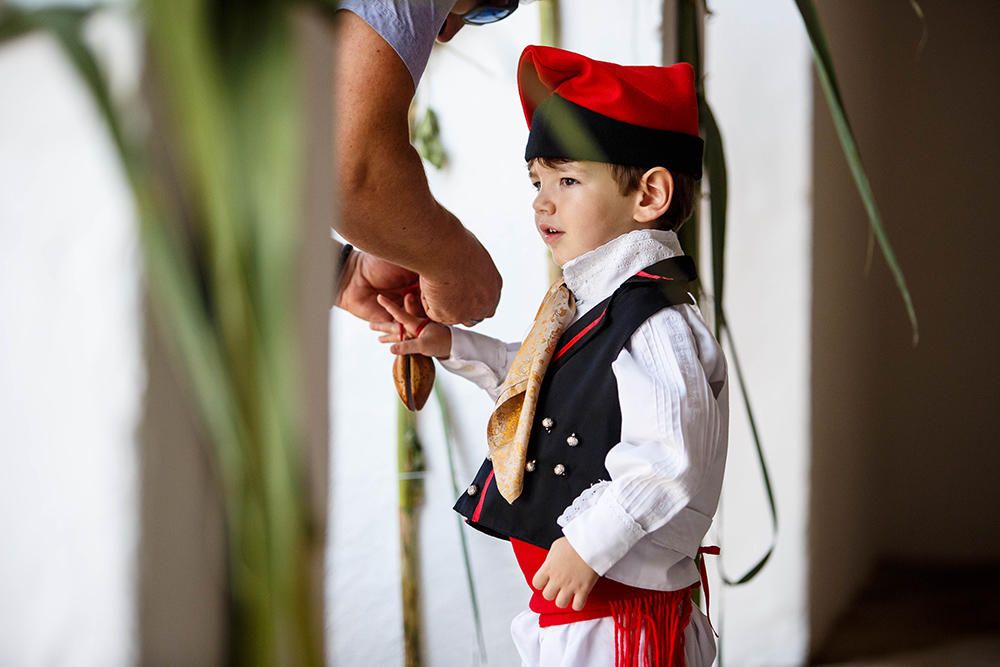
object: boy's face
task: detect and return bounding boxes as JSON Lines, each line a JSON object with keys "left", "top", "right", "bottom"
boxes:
{"left": 528, "top": 160, "right": 642, "bottom": 267}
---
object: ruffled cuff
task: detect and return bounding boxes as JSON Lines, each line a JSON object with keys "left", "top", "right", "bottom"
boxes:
{"left": 560, "top": 487, "right": 647, "bottom": 576}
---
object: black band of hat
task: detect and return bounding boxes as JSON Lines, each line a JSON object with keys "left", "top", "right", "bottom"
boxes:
{"left": 525, "top": 95, "right": 704, "bottom": 179}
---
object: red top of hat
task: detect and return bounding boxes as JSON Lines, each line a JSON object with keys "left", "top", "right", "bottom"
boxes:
{"left": 517, "top": 45, "right": 700, "bottom": 138}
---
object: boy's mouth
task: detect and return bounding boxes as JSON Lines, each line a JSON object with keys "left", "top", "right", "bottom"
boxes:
{"left": 538, "top": 222, "right": 564, "bottom": 244}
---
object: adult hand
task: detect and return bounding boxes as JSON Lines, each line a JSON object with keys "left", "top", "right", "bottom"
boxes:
{"left": 337, "top": 248, "right": 422, "bottom": 323}
{"left": 370, "top": 293, "right": 453, "bottom": 359}
{"left": 531, "top": 537, "right": 599, "bottom": 611}
{"left": 419, "top": 229, "right": 501, "bottom": 326}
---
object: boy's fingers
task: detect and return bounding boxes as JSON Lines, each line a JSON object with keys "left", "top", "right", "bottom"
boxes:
{"left": 572, "top": 591, "right": 588, "bottom": 611}
{"left": 377, "top": 294, "right": 419, "bottom": 327}
{"left": 389, "top": 339, "right": 422, "bottom": 356}
{"left": 555, "top": 590, "right": 572, "bottom": 609}
{"left": 542, "top": 581, "right": 558, "bottom": 602}
{"left": 531, "top": 570, "right": 549, "bottom": 591}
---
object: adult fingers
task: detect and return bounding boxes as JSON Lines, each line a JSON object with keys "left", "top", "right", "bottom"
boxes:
{"left": 403, "top": 292, "right": 427, "bottom": 319}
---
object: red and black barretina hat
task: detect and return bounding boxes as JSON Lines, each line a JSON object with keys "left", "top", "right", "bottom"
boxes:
{"left": 518, "top": 45, "right": 704, "bottom": 179}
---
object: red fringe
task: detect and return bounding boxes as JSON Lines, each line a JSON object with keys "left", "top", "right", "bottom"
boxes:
{"left": 610, "top": 589, "right": 692, "bottom": 667}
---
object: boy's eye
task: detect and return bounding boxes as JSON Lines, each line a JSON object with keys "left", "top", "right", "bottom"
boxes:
{"left": 560, "top": 177, "right": 579, "bottom": 187}
{"left": 531, "top": 181, "right": 541, "bottom": 191}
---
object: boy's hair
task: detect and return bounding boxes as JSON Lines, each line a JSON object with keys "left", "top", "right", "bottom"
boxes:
{"left": 533, "top": 157, "right": 698, "bottom": 232}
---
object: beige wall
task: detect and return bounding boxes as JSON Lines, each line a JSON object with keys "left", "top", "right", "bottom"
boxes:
{"left": 809, "top": 0, "right": 1000, "bottom": 653}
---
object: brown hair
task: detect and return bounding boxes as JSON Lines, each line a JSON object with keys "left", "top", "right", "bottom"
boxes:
{"left": 530, "top": 157, "right": 697, "bottom": 232}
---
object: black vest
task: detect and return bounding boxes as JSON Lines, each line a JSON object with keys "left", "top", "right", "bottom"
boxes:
{"left": 453, "top": 256, "right": 698, "bottom": 549}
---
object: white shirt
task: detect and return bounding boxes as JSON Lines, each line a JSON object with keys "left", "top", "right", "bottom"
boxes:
{"left": 440, "top": 229, "right": 729, "bottom": 591}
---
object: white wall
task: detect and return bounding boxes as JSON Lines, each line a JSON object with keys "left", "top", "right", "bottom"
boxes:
{"left": 705, "top": 2, "right": 813, "bottom": 665}
{"left": 0, "top": 16, "right": 141, "bottom": 666}
{"left": 0, "top": 2, "right": 819, "bottom": 665}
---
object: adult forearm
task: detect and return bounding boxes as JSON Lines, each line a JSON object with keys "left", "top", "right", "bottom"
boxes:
{"left": 336, "top": 145, "right": 468, "bottom": 280}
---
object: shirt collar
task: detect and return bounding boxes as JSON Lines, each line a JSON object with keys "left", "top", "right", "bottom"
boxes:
{"left": 561, "top": 228, "right": 684, "bottom": 315}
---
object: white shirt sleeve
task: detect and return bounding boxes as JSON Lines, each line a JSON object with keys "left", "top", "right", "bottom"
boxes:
{"left": 560, "top": 305, "right": 727, "bottom": 575}
{"left": 437, "top": 327, "right": 521, "bottom": 402}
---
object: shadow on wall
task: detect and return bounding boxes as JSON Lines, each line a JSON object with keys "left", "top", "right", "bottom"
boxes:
{"left": 808, "top": 0, "right": 1000, "bottom": 661}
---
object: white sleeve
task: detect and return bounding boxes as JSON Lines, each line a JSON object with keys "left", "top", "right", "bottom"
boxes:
{"left": 337, "top": 0, "right": 456, "bottom": 87}
{"left": 438, "top": 327, "right": 521, "bottom": 402}
{"left": 560, "top": 306, "right": 726, "bottom": 575}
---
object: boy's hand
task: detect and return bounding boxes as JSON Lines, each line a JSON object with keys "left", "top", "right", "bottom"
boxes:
{"left": 371, "top": 292, "right": 452, "bottom": 359}
{"left": 532, "top": 537, "right": 599, "bottom": 611}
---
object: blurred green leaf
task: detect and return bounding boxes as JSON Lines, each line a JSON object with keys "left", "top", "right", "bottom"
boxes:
{"left": 1, "top": 2, "right": 324, "bottom": 663}
{"left": 413, "top": 106, "right": 447, "bottom": 170}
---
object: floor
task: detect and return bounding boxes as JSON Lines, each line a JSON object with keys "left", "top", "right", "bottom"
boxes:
{"left": 811, "top": 561, "right": 1000, "bottom": 666}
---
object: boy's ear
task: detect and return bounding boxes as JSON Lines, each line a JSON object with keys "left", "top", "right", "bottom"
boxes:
{"left": 633, "top": 167, "right": 674, "bottom": 224}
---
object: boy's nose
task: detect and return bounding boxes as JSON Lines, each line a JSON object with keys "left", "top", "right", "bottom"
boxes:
{"left": 533, "top": 192, "right": 555, "bottom": 215}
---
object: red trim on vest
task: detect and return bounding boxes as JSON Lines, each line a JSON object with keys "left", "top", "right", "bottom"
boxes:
{"left": 634, "top": 270, "right": 674, "bottom": 281}
{"left": 511, "top": 538, "right": 695, "bottom": 666}
{"left": 470, "top": 470, "right": 495, "bottom": 523}
{"left": 554, "top": 308, "right": 607, "bottom": 361}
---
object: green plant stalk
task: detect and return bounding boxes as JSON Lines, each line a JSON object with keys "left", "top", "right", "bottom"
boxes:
{"left": 537, "top": 0, "right": 560, "bottom": 48}
{"left": 793, "top": 0, "right": 919, "bottom": 345}
{"left": 701, "top": 101, "right": 728, "bottom": 340}
{"left": 676, "top": 0, "right": 775, "bottom": 592}
{"left": 433, "top": 384, "right": 488, "bottom": 665}
{"left": 676, "top": 0, "right": 702, "bottom": 277}
{"left": 398, "top": 402, "right": 426, "bottom": 667}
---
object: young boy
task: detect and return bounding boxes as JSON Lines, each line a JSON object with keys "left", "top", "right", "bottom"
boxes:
{"left": 371, "top": 45, "right": 728, "bottom": 667}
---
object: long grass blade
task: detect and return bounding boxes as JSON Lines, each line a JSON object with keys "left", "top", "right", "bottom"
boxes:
{"left": 701, "top": 100, "right": 728, "bottom": 338}
{"left": 719, "top": 313, "right": 777, "bottom": 586}
{"left": 793, "top": 0, "right": 919, "bottom": 345}
{"left": 676, "top": 1, "right": 776, "bottom": 593}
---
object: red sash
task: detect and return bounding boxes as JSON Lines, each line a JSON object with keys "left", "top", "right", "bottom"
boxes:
{"left": 511, "top": 538, "right": 695, "bottom": 666}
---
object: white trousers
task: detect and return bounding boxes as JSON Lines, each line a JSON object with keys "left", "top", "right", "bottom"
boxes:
{"left": 510, "top": 604, "right": 716, "bottom": 667}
